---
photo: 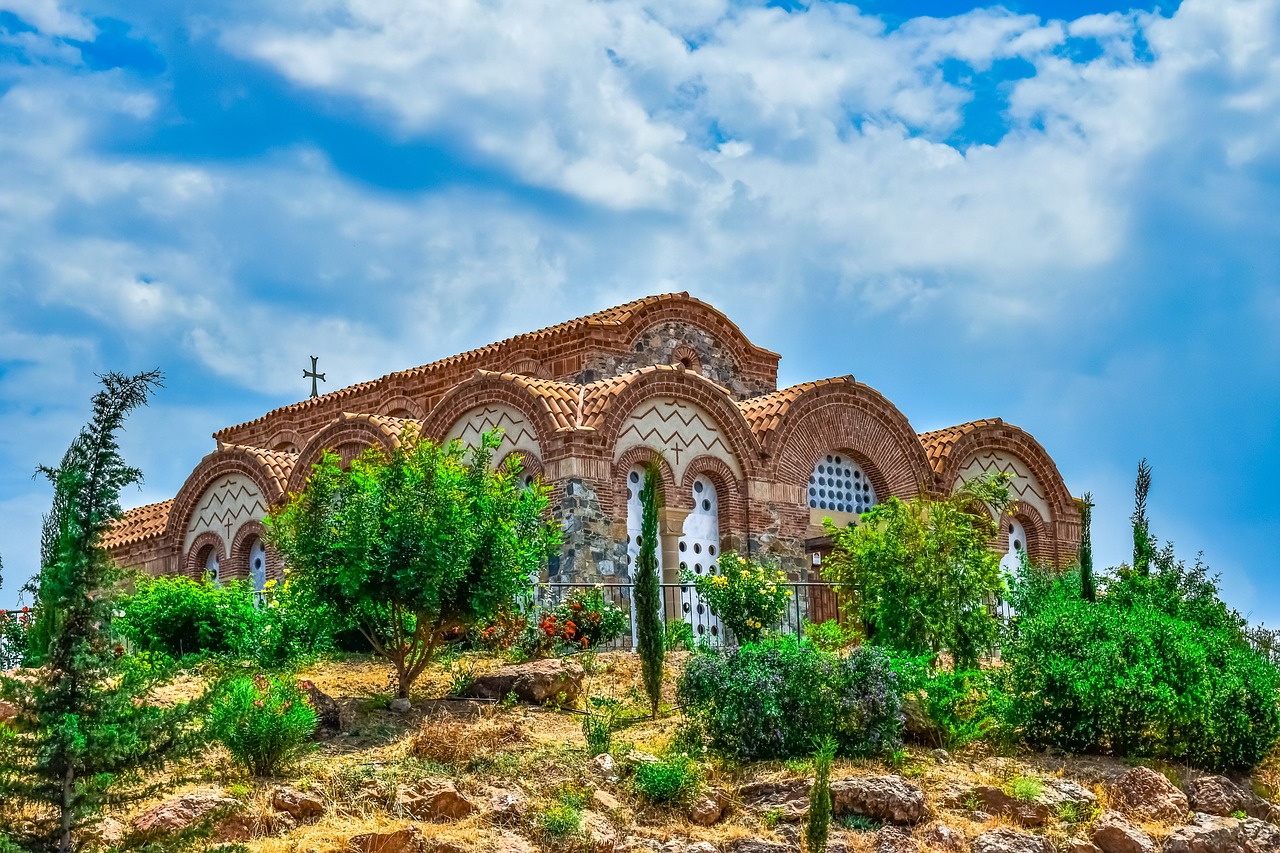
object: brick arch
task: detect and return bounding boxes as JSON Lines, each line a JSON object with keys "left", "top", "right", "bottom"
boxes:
{"left": 937, "top": 423, "right": 1080, "bottom": 566}
{"left": 619, "top": 298, "right": 776, "bottom": 384}
{"left": 608, "top": 445, "right": 678, "bottom": 521}
{"left": 376, "top": 395, "right": 425, "bottom": 420}
{"left": 185, "top": 531, "right": 226, "bottom": 579}
{"left": 498, "top": 450, "right": 544, "bottom": 485}
{"left": 418, "top": 374, "right": 559, "bottom": 453}
{"left": 228, "top": 520, "right": 283, "bottom": 583}
{"left": 594, "top": 367, "right": 763, "bottom": 481}
{"left": 1006, "top": 502, "right": 1053, "bottom": 567}
{"left": 503, "top": 349, "right": 550, "bottom": 379}
{"left": 767, "top": 381, "right": 932, "bottom": 501}
{"left": 680, "top": 454, "right": 747, "bottom": 533}
{"left": 286, "top": 416, "right": 403, "bottom": 494}
{"left": 165, "top": 448, "right": 287, "bottom": 553}
{"left": 268, "top": 429, "right": 306, "bottom": 454}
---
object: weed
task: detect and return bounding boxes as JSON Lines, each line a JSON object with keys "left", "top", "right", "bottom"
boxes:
{"left": 839, "top": 814, "right": 881, "bottom": 832}
{"left": 762, "top": 808, "right": 784, "bottom": 830}
{"left": 537, "top": 790, "right": 585, "bottom": 842}
{"left": 632, "top": 753, "right": 701, "bottom": 804}
{"left": 582, "top": 697, "right": 622, "bottom": 757}
{"left": 784, "top": 757, "right": 814, "bottom": 774}
{"left": 1232, "top": 809, "right": 1248, "bottom": 820}
{"left": 1008, "top": 776, "right": 1045, "bottom": 804}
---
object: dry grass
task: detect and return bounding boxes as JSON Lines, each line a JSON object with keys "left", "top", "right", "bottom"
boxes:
{"left": 405, "top": 713, "right": 527, "bottom": 764}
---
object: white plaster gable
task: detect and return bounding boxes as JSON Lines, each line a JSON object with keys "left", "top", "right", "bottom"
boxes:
{"left": 613, "top": 397, "right": 742, "bottom": 484}
{"left": 184, "top": 475, "right": 267, "bottom": 553}
{"left": 954, "top": 450, "right": 1051, "bottom": 522}
{"left": 447, "top": 403, "right": 541, "bottom": 467}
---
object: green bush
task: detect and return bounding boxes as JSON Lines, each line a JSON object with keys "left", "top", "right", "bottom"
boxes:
{"left": 536, "top": 790, "right": 585, "bottom": 842}
{"left": 516, "top": 586, "right": 630, "bottom": 658}
{"left": 1005, "top": 563, "right": 1280, "bottom": 771}
{"left": 805, "top": 735, "right": 837, "bottom": 853}
{"left": 915, "top": 668, "right": 1009, "bottom": 750}
{"left": 582, "top": 697, "right": 621, "bottom": 757}
{"left": 208, "top": 673, "right": 318, "bottom": 776}
{"left": 677, "top": 636, "right": 902, "bottom": 760}
{"left": 803, "top": 618, "right": 862, "bottom": 653}
{"left": 631, "top": 753, "right": 700, "bottom": 804}
{"left": 682, "top": 551, "right": 792, "bottom": 644}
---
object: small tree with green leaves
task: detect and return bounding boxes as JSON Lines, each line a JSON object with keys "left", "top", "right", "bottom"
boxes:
{"left": 266, "top": 428, "right": 559, "bottom": 698}
{"left": 805, "top": 735, "right": 837, "bottom": 853}
{"left": 1079, "top": 492, "right": 1096, "bottom": 602}
{"left": 822, "top": 472, "right": 1012, "bottom": 670}
{"left": 1131, "top": 459, "right": 1156, "bottom": 576}
{"left": 0, "top": 371, "right": 209, "bottom": 853}
{"left": 633, "top": 464, "right": 665, "bottom": 717}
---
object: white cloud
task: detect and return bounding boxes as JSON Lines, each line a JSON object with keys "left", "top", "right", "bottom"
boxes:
{"left": 0, "top": 0, "right": 94, "bottom": 39}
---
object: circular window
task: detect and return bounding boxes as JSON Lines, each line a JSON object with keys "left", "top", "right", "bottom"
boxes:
{"left": 808, "top": 454, "right": 877, "bottom": 515}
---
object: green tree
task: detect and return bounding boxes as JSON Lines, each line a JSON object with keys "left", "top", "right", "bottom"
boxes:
{"left": 266, "top": 428, "right": 558, "bottom": 699}
{"left": 1079, "top": 492, "right": 1096, "bottom": 602}
{"left": 633, "top": 464, "right": 665, "bottom": 717}
{"left": 0, "top": 371, "right": 209, "bottom": 853}
{"left": 805, "top": 735, "right": 837, "bottom": 853}
{"left": 1130, "top": 459, "right": 1155, "bottom": 576}
{"left": 821, "top": 473, "right": 1011, "bottom": 670}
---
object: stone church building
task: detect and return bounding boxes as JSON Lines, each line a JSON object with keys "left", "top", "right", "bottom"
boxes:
{"left": 104, "top": 293, "right": 1081, "bottom": 603}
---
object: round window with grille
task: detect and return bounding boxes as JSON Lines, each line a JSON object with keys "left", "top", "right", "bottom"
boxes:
{"left": 808, "top": 454, "right": 876, "bottom": 514}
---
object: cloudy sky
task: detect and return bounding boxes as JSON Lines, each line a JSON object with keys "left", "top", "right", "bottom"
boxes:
{"left": 0, "top": 0, "right": 1276, "bottom": 623}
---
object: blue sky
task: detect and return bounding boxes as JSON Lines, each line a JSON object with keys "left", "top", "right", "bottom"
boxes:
{"left": 1, "top": 0, "right": 1277, "bottom": 626}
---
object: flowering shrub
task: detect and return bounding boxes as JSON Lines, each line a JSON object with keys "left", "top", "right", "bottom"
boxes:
{"left": 682, "top": 551, "right": 792, "bottom": 644}
{"left": 473, "top": 609, "right": 529, "bottom": 652}
{"left": 513, "top": 586, "right": 629, "bottom": 658}
{"left": 677, "top": 636, "right": 902, "bottom": 760}
{"left": 0, "top": 608, "right": 32, "bottom": 669}
{"left": 208, "top": 673, "right": 318, "bottom": 776}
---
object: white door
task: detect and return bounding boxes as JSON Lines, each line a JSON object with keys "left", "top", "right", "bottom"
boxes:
{"left": 679, "top": 475, "right": 723, "bottom": 644}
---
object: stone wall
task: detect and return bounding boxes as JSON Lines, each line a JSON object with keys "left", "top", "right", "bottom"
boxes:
{"left": 579, "top": 321, "right": 775, "bottom": 400}
{"left": 550, "top": 478, "right": 629, "bottom": 583}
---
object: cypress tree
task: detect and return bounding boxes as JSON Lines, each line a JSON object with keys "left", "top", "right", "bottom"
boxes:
{"left": 804, "top": 735, "right": 837, "bottom": 853}
{"left": 0, "top": 371, "right": 209, "bottom": 853}
{"left": 634, "top": 463, "right": 665, "bottom": 718}
{"left": 1079, "top": 492, "right": 1096, "bottom": 602}
{"left": 1130, "top": 459, "right": 1155, "bottom": 576}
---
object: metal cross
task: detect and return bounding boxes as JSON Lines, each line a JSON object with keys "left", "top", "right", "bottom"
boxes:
{"left": 304, "top": 356, "right": 326, "bottom": 398}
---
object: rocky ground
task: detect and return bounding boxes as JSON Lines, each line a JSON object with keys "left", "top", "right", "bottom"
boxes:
{"left": 77, "top": 653, "right": 1280, "bottom": 853}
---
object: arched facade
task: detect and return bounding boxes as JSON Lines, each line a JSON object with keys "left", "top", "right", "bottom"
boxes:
{"left": 105, "top": 293, "right": 1080, "bottom": 592}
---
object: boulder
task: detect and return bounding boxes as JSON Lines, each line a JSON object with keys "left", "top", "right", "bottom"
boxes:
{"left": 727, "top": 840, "right": 792, "bottom": 853}
{"left": 495, "top": 831, "right": 535, "bottom": 853}
{"left": 1112, "top": 766, "right": 1187, "bottom": 824}
{"left": 583, "top": 810, "right": 619, "bottom": 853}
{"left": 593, "top": 788, "right": 623, "bottom": 813}
{"left": 1061, "top": 840, "right": 1102, "bottom": 853}
{"left": 298, "top": 679, "right": 343, "bottom": 734}
{"left": 271, "top": 786, "right": 325, "bottom": 821}
{"left": 592, "top": 753, "right": 621, "bottom": 784}
{"left": 1088, "top": 810, "right": 1156, "bottom": 853}
{"left": 685, "top": 844, "right": 718, "bottom": 853}
{"left": 1186, "top": 775, "right": 1275, "bottom": 821}
{"left": 951, "top": 786, "right": 1048, "bottom": 827}
{"left": 487, "top": 787, "right": 528, "bottom": 823}
{"left": 464, "top": 658, "right": 584, "bottom": 705}
{"left": 389, "top": 698, "right": 412, "bottom": 713}
{"left": 830, "top": 776, "right": 928, "bottom": 825}
{"left": 88, "top": 817, "right": 127, "bottom": 848}
{"left": 689, "top": 787, "right": 731, "bottom": 826}
{"left": 920, "top": 821, "right": 967, "bottom": 851}
{"left": 740, "top": 778, "right": 811, "bottom": 820}
{"left": 1162, "top": 813, "right": 1280, "bottom": 853}
{"left": 395, "top": 780, "right": 477, "bottom": 821}
{"left": 875, "top": 825, "right": 917, "bottom": 853}
{"left": 1038, "top": 778, "right": 1098, "bottom": 815}
{"left": 131, "top": 790, "right": 240, "bottom": 839}
{"left": 349, "top": 826, "right": 424, "bottom": 853}
{"left": 969, "top": 828, "right": 1053, "bottom": 853}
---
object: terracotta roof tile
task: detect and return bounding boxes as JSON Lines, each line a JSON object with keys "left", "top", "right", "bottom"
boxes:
{"left": 736, "top": 377, "right": 853, "bottom": 440}
{"left": 577, "top": 364, "right": 731, "bottom": 428}
{"left": 223, "top": 445, "right": 299, "bottom": 495}
{"left": 917, "top": 418, "right": 1004, "bottom": 473}
{"left": 102, "top": 500, "right": 173, "bottom": 550}
{"left": 214, "top": 293, "right": 692, "bottom": 442}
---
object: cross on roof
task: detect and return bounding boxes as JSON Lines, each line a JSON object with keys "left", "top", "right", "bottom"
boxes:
{"left": 304, "top": 356, "right": 326, "bottom": 399}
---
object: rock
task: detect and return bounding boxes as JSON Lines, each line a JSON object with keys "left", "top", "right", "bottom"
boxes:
{"left": 271, "top": 786, "right": 325, "bottom": 821}
{"left": 932, "top": 749, "right": 951, "bottom": 764}
{"left": 395, "top": 780, "right": 477, "bottom": 821}
{"left": 424, "top": 843, "right": 467, "bottom": 853}
{"left": 831, "top": 776, "right": 928, "bottom": 825}
{"left": 91, "top": 818, "right": 127, "bottom": 847}
{"left": 1088, "top": 810, "right": 1156, "bottom": 853}
{"left": 875, "top": 825, "right": 917, "bottom": 853}
{"left": 1038, "top": 778, "right": 1098, "bottom": 815}
{"left": 593, "top": 788, "right": 623, "bottom": 812}
{"left": 689, "top": 788, "right": 730, "bottom": 826}
{"left": 1112, "top": 766, "right": 1188, "bottom": 824}
{"left": 1162, "top": 813, "right": 1280, "bottom": 853}
{"left": 592, "top": 753, "right": 621, "bottom": 784}
{"left": 969, "top": 828, "right": 1053, "bottom": 853}
{"left": 583, "top": 810, "right": 619, "bottom": 852}
{"left": 464, "top": 658, "right": 584, "bottom": 705}
{"left": 1061, "top": 840, "right": 1102, "bottom": 853}
{"left": 0, "top": 699, "right": 16, "bottom": 726}
{"left": 920, "top": 821, "right": 966, "bottom": 851}
{"left": 389, "top": 697, "right": 412, "bottom": 713}
{"left": 740, "top": 778, "right": 811, "bottom": 820}
{"left": 625, "top": 750, "right": 660, "bottom": 765}
{"left": 487, "top": 787, "right": 527, "bottom": 823}
{"left": 952, "top": 786, "right": 1049, "bottom": 827}
{"left": 685, "top": 844, "right": 718, "bottom": 853}
{"left": 349, "top": 826, "right": 424, "bottom": 853}
{"left": 728, "top": 841, "right": 792, "bottom": 853}
{"left": 1187, "top": 775, "right": 1275, "bottom": 821}
{"left": 131, "top": 790, "right": 240, "bottom": 839}
{"left": 298, "top": 678, "right": 343, "bottom": 734}
{"left": 904, "top": 696, "right": 941, "bottom": 745}
{"left": 493, "top": 831, "right": 535, "bottom": 853}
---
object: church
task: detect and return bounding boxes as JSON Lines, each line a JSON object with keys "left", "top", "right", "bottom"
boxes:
{"left": 104, "top": 293, "right": 1082, "bottom": 602}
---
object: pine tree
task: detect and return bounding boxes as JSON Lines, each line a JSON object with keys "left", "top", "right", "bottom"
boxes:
{"left": 633, "top": 463, "right": 665, "bottom": 718}
{"left": 1079, "top": 492, "right": 1096, "bottom": 602}
{"left": 804, "top": 735, "right": 836, "bottom": 853}
{"left": 0, "top": 371, "right": 209, "bottom": 853}
{"left": 1130, "top": 459, "right": 1155, "bottom": 576}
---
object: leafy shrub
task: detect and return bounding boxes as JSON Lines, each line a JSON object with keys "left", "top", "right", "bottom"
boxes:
{"left": 118, "top": 576, "right": 258, "bottom": 660}
{"left": 1005, "top": 562, "right": 1280, "bottom": 771}
{"left": 537, "top": 790, "right": 585, "bottom": 842}
{"left": 582, "top": 697, "right": 621, "bottom": 757}
{"left": 912, "top": 668, "right": 1010, "bottom": 750}
{"left": 806, "top": 735, "right": 837, "bottom": 853}
{"left": 664, "top": 620, "right": 694, "bottom": 652}
{"left": 631, "top": 753, "right": 700, "bottom": 804}
{"left": 803, "top": 618, "right": 862, "bottom": 653}
{"left": 208, "top": 673, "right": 318, "bottom": 776}
{"left": 520, "top": 586, "right": 630, "bottom": 657}
{"left": 474, "top": 609, "right": 529, "bottom": 653}
{"left": 682, "top": 551, "right": 791, "bottom": 644}
{"left": 0, "top": 609, "right": 32, "bottom": 669}
{"left": 677, "top": 636, "right": 902, "bottom": 760}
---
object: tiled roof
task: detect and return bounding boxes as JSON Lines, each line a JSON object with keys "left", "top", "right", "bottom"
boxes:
{"left": 918, "top": 418, "right": 1004, "bottom": 473}
{"left": 227, "top": 445, "right": 299, "bottom": 495}
{"left": 477, "top": 372, "right": 584, "bottom": 431}
{"left": 578, "top": 364, "right": 732, "bottom": 428}
{"left": 101, "top": 500, "right": 173, "bottom": 549}
{"left": 736, "top": 377, "right": 855, "bottom": 440}
{"left": 342, "top": 413, "right": 420, "bottom": 441}
{"left": 214, "top": 293, "right": 693, "bottom": 441}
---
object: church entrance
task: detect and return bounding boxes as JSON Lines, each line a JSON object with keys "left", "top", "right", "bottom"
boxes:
{"left": 678, "top": 475, "right": 723, "bottom": 643}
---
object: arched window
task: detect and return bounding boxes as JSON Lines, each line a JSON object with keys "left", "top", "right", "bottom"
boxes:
{"left": 679, "top": 475, "right": 722, "bottom": 640}
{"left": 808, "top": 453, "right": 876, "bottom": 514}
{"left": 199, "top": 545, "right": 220, "bottom": 584}
{"left": 1000, "top": 518, "right": 1029, "bottom": 574}
{"left": 624, "top": 466, "right": 662, "bottom": 579}
{"left": 248, "top": 538, "right": 268, "bottom": 592}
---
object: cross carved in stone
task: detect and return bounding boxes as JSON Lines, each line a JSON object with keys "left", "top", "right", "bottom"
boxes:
{"left": 304, "top": 356, "right": 326, "bottom": 398}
